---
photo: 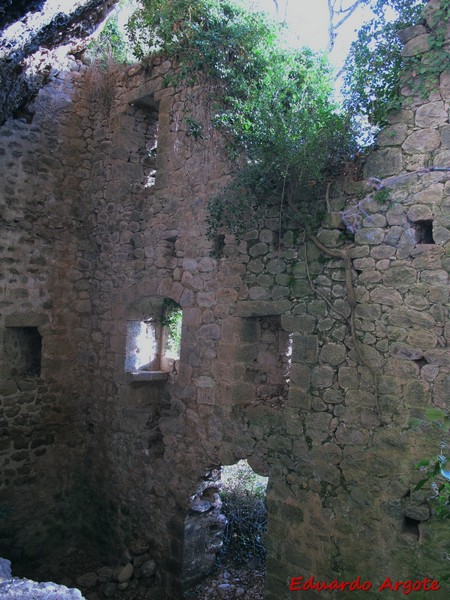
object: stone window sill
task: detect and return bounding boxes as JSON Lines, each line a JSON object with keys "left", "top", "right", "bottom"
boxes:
{"left": 126, "top": 371, "right": 169, "bottom": 383}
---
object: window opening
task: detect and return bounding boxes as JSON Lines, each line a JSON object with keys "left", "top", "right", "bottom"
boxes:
{"left": 4, "top": 326, "right": 42, "bottom": 377}
{"left": 125, "top": 319, "right": 159, "bottom": 372}
{"left": 403, "top": 516, "right": 420, "bottom": 541}
{"left": 183, "top": 461, "right": 268, "bottom": 597}
{"left": 244, "top": 316, "right": 291, "bottom": 408}
{"left": 220, "top": 460, "right": 268, "bottom": 568}
{"left": 143, "top": 138, "right": 158, "bottom": 188}
{"left": 413, "top": 220, "right": 435, "bottom": 244}
{"left": 161, "top": 299, "right": 182, "bottom": 361}
{"left": 125, "top": 298, "right": 182, "bottom": 375}
{"left": 219, "top": 460, "right": 268, "bottom": 568}
{"left": 131, "top": 94, "right": 159, "bottom": 188}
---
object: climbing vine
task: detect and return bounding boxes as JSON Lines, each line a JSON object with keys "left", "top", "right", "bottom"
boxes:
{"left": 404, "top": 0, "right": 450, "bottom": 99}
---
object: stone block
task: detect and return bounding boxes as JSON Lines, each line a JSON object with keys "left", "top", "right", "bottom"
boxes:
{"left": 363, "top": 147, "right": 403, "bottom": 178}
{"left": 291, "top": 335, "right": 318, "bottom": 364}
{"left": 388, "top": 307, "right": 435, "bottom": 328}
{"left": 235, "top": 300, "right": 291, "bottom": 317}
{"left": 433, "top": 226, "right": 450, "bottom": 244}
{"left": 281, "top": 314, "right": 316, "bottom": 333}
{"left": 391, "top": 343, "right": 423, "bottom": 361}
{"left": 440, "top": 124, "right": 450, "bottom": 149}
{"left": 370, "top": 245, "right": 396, "bottom": 260}
{"left": 407, "top": 204, "right": 433, "bottom": 222}
{"left": 401, "top": 34, "right": 430, "bottom": 57}
{"left": 421, "top": 269, "right": 448, "bottom": 284}
{"left": 402, "top": 129, "right": 440, "bottom": 154}
{"left": 289, "top": 364, "right": 311, "bottom": 388}
{"left": 355, "top": 228, "right": 385, "bottom": 245}
{"left": 323, "top": 389, "right": 344, "bottom": 404}
{"left": 411, "top": 184, "right": 443, "bottom": 205}
{"left": 370, "top": 287, "right": 402, "bottom": 306}
{"left": 287, "top": 387, "right": 311, "bottom": 410}
{"left": 384, "top": 358, "right": 420, "bottom": 379}
{"left": 320, "top": 343, "right": 347, "bottom": 366}
{"left": 407, "top": 328, "right": 437, "bottom": 349}
{"left": 383, "top": 265, "right": 417, "bottom": 286}
{"left": 415, "top": 101, "right": 447, "bottom": 128}
{"left": 440, "top": 68, "right": 450, "bottom": 99}
{"left": 248, "top": 286, "right": 271, "bottom": 300}
{"left": 397, "top": 24, "right": 427, "bottom": 44}
{"left": 386, "top": 205, "right": 407, "bottom": 226}
{"left": 248, "top": 242, "right": 269, "bottom": 257}
{"left": 377, "top": 123, "right": 408, "bottom": 146}
{"left": 354, "top": 304, "right": 382, "bottom": 320}
{"left": 311, "top": 365, "right": 334, "bottom": 388}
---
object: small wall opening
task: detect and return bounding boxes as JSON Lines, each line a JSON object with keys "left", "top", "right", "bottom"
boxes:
{"left": 183, "top": 461, "right": 268, "bottom": 598}
{"left": 413, "top": 220, "right": 435, "bottom": 244}
{"left": 219, "top": 460, "right": 268, "bottom": 569}
{"left": 402, "top": 516, "right": 420, "bottom": 541}
{"left": 4, "top": 326, "right": 42, "bottom": 377}
{"left": 243, "top": 315, "right": 291, "bottom": 408}
{"left": 131, "top": 94, "right": 159, "bottom": 188}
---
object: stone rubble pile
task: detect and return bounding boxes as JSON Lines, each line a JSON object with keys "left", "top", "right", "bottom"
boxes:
{"left": 74, "top": 541, "right": 160, "bottom": 600}
{"left": 0, "top": 557, "right": 86, "bottom": 600}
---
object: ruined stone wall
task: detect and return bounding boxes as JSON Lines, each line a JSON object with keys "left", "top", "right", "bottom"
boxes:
{"left": 0, "top": 54, "right": 100, "bottom": 560}
{"left": 0, "top": 1, "right": 449, "bottom": 598}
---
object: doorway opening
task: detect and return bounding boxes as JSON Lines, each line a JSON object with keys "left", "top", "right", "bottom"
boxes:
{"left": 219, "top": 460, "right": 268, "bottom": 568}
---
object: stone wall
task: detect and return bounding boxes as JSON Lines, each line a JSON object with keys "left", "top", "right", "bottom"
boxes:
{"left": 0, "top": 2, "right": 449, "bottom": 599}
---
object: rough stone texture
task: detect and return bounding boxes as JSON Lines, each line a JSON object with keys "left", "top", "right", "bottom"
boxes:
{"left": 0, "top": 3, "right": 449, "bottom": 600}
{"left": 0, "top": 557, "right": 85, "bottom": 599}
{"left": 0, "top": 0, "right": 118, "bottom": 125}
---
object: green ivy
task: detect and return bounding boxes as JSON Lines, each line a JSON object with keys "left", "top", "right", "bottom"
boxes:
{"left": 86, "top": 11, "right": 131, "bottom": 66}
{"left": 342, "top": 0, "right": 427, "bottom": 130}
{"left": 403, "top": 0, "right": 450, "bottom": 100}
{"left": 343, "top": 0, "right": 450, "bottom": 135}
{"left": 126, "top": 0, "right": 355, "bottom": 237}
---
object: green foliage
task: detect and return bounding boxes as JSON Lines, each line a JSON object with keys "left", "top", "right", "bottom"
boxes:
{"left": 374, "top": 187, "right": 391, "bottom": 205}
{"left": 209, "top": 45, "right": 355, "bottom": 236}
{"left": 86, "top": 12, "right": 131, "bottom": 66}
{"left": 219, "top": 461, "right": 268, "bottom": 564}
{"left": 162, "top": 299, "right": 182, "bottom": 357}
{"left": 185, "top": 115, "right": 204, "bottom": 140}
{"left": 342, "top": 0, "right": 426, "bottom": 129}
{"left": 411, "top": 409, "right": 450, "bottom": 520}
{"left": 126, "top": 0, "right": 277, "bottom": 84}
{"left": 404, "top": 0, "right": 450, "bottom": 99}
{"left": 415, "top": 451, "right": 450, "bottom": 520}
{"left": 126, "top": 0, "right": 355, "bottom": 237}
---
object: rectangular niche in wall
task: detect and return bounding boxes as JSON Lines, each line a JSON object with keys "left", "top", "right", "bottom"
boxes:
{"left": 4, "top": 326, "right": 42, "bottom": 377}
{"left": 242, "top": 315, "right": 292, "bottom": 407}
{"left": 130, "top": 94, "right": 159, "bottom": 188}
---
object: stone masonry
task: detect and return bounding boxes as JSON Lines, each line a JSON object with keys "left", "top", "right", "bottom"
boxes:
{"left": 0, "top": 1, "right": 450, "bottom": 599}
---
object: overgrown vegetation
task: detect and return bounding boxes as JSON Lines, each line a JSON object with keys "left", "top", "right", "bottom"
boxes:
{"left": 85, "top": 15, "right": 130, "bottom": 66}
{"left": 412, "top": 409, "right": 450, "bottom": 521}
{"left": 162, "top": 299, "right": 182, "bottom": 358}
{"left": 219, "top": 461, "right": 268, "bottom": 565}
{"left": 342, "top": 0, "right": 436, "bottom": 130}
{"left": 125, "top": 0, "right": 355, "bottom": 237}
